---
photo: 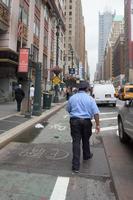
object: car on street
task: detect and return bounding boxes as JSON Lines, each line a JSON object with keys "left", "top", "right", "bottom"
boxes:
{"left": 92, "top": 82, "right": 116, "bottom": 106}
{"left": 118, "top": 84, "right": 133, "bottom": 100}
{"left": 117, "top": 99, "right": 133, "bottom": 143}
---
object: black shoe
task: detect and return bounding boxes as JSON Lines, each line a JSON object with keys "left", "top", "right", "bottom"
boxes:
{"left": 72, "top": 167, "right": 79, "bottom": 173}
{"left": 72, "top": 169, "right": 79, "bottom": 173}
{"left": 83, "top": 152, "right": 93, "bottom": 161}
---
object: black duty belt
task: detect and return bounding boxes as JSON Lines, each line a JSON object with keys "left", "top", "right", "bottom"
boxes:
{"left": 70, "top": 117, "right": 91, "bottom": 121}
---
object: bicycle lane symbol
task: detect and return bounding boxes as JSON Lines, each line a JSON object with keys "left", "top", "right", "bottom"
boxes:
{"left": 45, "top": 148, "right": 69, "bottom": 160}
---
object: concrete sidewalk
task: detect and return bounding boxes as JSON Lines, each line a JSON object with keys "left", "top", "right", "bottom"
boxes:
{"left": 0, "top": 100, "right": 67, "bottom": 148}
{"left": 0, "top": 101, "right": 17, "bottom": 119}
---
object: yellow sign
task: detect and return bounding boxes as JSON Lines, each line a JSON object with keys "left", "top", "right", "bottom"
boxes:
{"left": 52, "top": 76, "right": 61, "bottom": 84}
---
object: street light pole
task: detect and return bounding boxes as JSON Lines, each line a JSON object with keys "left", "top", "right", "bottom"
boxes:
{"left": 53, "top": 19, "right": 61, "bottom": 103}
{"left": 56, "top": 23, "right": 60, "bottom": 66}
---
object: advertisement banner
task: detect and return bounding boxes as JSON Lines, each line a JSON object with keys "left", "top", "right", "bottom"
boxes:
{"left": 18, "top": 48, "right": 29, "bottom": 73}
{"left": 131, "top": 0, "right": 133, "bottom": 41}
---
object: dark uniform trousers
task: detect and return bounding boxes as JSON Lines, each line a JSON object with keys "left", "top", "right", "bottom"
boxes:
{"left": 70, "top": 118, "right": 92, "bottom": 170}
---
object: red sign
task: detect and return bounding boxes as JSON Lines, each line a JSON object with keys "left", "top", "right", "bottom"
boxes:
{"left": 18, "top": 48, "right": 29, "bottom": 73}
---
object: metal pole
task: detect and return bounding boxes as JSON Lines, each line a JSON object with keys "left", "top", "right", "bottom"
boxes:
{"left": 56, "top": 25, "right": 59, "bottom": 66}
{"left": 25, "top": 58, "right": 32, "bottom": 118}
{"left": 71, "top": 50, "right": 73, "bottom": 68}
{"left": 53, "top": 21, "right": 60, "bottom": 103}
{"left": 32, "top": 62, "right": 42, "bottom": 116}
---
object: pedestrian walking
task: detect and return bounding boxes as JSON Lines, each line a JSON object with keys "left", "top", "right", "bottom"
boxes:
{"left": 30, "top": 84, "right": 35, "bottom": 105}
{"left": 66, "top": 86, "right": 72, "bottom": 100}
{"left": 66, "top": 81, "right": 100, "bottom": 173}
{"left": 15, "top": 84, "right": 25, "bottom": 112}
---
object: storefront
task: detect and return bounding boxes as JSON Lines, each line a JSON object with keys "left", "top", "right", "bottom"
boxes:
{"left": 0, "top": 48, "right": 18, "bottom": 102}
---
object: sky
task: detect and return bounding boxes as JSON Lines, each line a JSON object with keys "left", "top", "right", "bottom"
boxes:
{"left": 81, "top": 0, "right": 124, "bottom": 81}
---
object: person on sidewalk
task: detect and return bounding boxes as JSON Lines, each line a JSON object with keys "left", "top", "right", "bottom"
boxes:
{"left": 66, "top": 81, "right": 100, "bottom": 173}
{"left": 30, "top": 84, "right": 35, "bottom": 105}
{"left": 15, "top": 84, "right": 25, "bottom": 112}
{"left": 66, "top": 86, "right": 72, "bottom": 100}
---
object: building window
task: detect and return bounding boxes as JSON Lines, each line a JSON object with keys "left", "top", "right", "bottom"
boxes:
{"left": 69, "top": 12, "right": 72, "bottom": 15}
{"left": 33, "top": 45, "right": 39, "bottom": 62}
{"left": 69, "top": 37, "right": 71, "bottom": 42}
{"left": 60, "top": 50, "right": 63, "bottom": 61}
{"left": 69, "top": 17, "right": 72, "bottom": 22}
{"left": 19, "top": 6, "right": 28, "bottom": 26}
{"left": 34, "top": 19, "right": 40, "bottom": 37}
{"left": 35, "top": 0, "right": 41, "bottom": 8}
{"left": 43, "top": 54, "right": 47, "bottom": 71}
{"left": 23, "top": 10, "right": 28, "bottom": 25}
{"left": 44, "top": 28, "right": 48, "bottom": 47}
{"left": 44, "top": 5, "right": 49, "bottom": 21}
{"left": 2, "top": 0, "right": 10, "bottom": 7}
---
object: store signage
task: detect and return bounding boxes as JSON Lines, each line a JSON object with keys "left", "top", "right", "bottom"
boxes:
{"left": 18, "top": 48, "right": 29, "bottom": 73}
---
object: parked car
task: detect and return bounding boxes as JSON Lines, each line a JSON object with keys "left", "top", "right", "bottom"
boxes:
{"left": 92, "top": 83, "right": 116, "bottom": 106}
{"left": 119, "top": 84, "right": 133, "bottom": 100}
{"left": 118, "top": 99, "right": 133, "bottom": 143}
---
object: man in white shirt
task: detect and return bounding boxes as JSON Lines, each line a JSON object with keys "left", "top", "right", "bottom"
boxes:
{"left": 30, "top": 84, "right": 35, "bottom": 105}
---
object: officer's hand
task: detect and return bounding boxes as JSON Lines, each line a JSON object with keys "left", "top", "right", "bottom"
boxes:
{"left": 95, "top": 125, "right": 100, "bottom": 134}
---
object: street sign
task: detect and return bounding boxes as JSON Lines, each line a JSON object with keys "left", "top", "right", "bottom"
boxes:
{"left": 69, "top": 67, "right": 75, "bottom": 75}
{"left": 52, "top": 76, "right": 61, "bottom": 84}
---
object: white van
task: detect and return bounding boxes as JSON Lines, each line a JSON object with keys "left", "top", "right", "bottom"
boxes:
{"left": 92, "top": 83, "right": 116, "bottom": 106}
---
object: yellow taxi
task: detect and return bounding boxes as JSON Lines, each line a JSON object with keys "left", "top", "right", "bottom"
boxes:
{"left": 114, "top": 88, "right": 119, "bottom": 98}
{"left": 119, "top": 84, "right": 133, "bottom": 100}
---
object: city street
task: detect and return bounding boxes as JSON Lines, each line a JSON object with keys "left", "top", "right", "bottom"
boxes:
{"left": 0, "top": 100, "right": 132, "bottom": 199}
{"left": 0, "top": 0, "right": 133, "bottom": 199}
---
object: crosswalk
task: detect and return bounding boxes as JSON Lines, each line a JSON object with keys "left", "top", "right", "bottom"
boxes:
{"left": 92, "top": 111, "right": 118, "bottom": 132}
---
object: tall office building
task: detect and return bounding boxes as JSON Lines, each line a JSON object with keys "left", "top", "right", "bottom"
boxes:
{"left": 103, "top": 15, "right": 124, "bottom": 80}
{"left": 64, "top": 0, "right": 85, "bottom": 78}
{"left": 97, "top": 10, "right": 115, "bottom": 80}
{"left": 124, "top": 0, "right": 133, "bottom": 82}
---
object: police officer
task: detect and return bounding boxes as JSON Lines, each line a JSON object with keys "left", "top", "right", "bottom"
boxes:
{"left": 66, "top": 81, "right": 100, "bottom": 173}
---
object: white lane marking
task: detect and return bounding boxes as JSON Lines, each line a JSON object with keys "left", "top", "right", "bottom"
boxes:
{"left": 92, "top": 117, "right": 117, "bottom": 122}
{"left": 50, "top": 176, "right": 69, "bottom": 200}
{"left": 92, "top": 125, "right": 118, "bottom": 133}
{"left": 100, "top": 112, "right": 117, "bottom": 115}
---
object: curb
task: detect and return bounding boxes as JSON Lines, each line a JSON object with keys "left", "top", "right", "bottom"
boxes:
{"left": 0, "top": 102, "right": 67, "bottom": 149}
{"left": 102, "top": 136, "right": 119, "bottom": 200}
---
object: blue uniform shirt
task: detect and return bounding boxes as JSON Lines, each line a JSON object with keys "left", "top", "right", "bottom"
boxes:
{"left": 66, "top": 91, "right": 100, "bottom": 119}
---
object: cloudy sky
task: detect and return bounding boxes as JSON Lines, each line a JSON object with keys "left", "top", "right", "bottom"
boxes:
{"left": 81, "top": 0, "right": 124, "bottom": 81}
